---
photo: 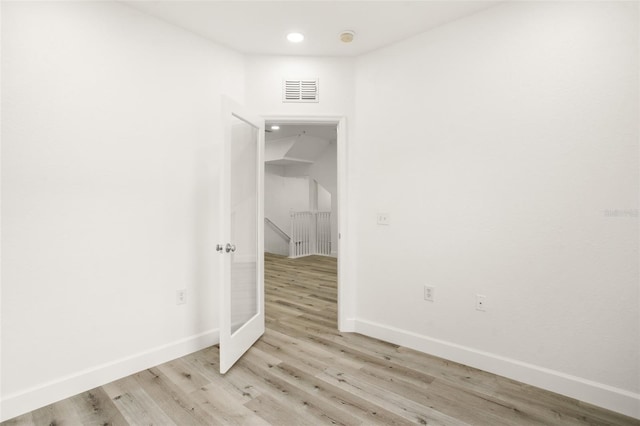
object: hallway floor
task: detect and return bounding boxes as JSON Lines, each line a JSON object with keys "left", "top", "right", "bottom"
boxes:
{"left": 2, "top": 254, "right": 637, "bottom": 425}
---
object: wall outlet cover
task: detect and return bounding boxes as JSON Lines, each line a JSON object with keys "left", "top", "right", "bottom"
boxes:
{"left": 176, "top": 289, "right": 187, "bottom": 305}
{"left": 377, "top": 213, "right": 390, "bottom": 225}
{"left": 476, "top": 294, "right": 487, "bottom": 311}
{"left": 424, "top": 286, "right": 435, "bottom": 302}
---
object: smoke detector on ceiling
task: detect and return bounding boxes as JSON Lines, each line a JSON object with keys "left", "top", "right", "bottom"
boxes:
{"left": 340, "top": 30, "right": 355, "bottom": 43}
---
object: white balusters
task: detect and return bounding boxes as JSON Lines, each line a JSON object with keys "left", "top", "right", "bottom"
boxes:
{"left": 316, "top": 212, "right": 331, "bottom": 255}
{"left": 289, "top": 211, "right": 331, "bottom": 258}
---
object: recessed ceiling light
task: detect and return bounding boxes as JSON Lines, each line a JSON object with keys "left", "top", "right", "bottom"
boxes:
{"left": 287, "top": 32, "right": 304, "bottom": 43}
{"left": 270, "top": 125, "right": 280, "bottom": 130}
{"left": 340, "top": 30, "right": 355, "bottom": 43}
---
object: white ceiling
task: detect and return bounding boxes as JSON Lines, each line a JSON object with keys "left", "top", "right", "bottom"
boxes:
{"left": 122, "top": 1, "right": 499, "bottom": 57}
{"left": 266, "top": 124, "right": 336, "bottom": 141}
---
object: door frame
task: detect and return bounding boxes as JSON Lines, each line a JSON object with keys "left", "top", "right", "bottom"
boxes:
{"left": 262, "top": 114, "right": 353, "bottom": 332}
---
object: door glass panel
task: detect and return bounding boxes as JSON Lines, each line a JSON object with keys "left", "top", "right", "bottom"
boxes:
{"left": 229, "top": 115, "right": 258, "bottom": 335}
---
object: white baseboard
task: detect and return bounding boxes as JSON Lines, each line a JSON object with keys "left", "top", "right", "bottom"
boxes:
{"left": 0, "top": 329, "right": 219, "bottom": 422}
{"left": 4, "top": 322, "right": 637, "bottom": 421}
{"left": 353, "top": 319, "right": 640, "bottom": 420}
{"left": 338, "top": 317, "right": 356, "bottom": 333}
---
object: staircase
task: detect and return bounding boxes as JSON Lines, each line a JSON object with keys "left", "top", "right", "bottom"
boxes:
{"left": 265, "top": 217, "right": 290, "bottom": 257}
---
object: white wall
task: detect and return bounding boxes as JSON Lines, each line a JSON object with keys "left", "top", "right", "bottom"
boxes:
{"left": 264, "top": 164, "right": 310, "bottom": 256}
{"left": 309, "top": 141, "right": 338, "bottom": 254}
{"left": 353, "top": 1, "right": 639, "bottom": 417}
{"left": 244, "top": 55, "right": 355, "bottom": 117}
{"left": 264, "top": 165, "right": 310, "bottom": 233}
{"left": 265, "top": 225, "right": 289, "bottom": 257}
{"left": 317, "top": 183, "right": 331, "bottom": 212}
{"left": 1, "top": 1, "right": 244, "bottom": 420}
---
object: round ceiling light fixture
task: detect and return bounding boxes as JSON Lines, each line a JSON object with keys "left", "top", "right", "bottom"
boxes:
{"left": 340, "top": 30, "right": 355, "bottom": 43}
{"left": 287, "top": 32, "right": 305, "bottom": 43}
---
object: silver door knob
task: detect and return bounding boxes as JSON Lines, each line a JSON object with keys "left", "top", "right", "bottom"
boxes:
{"left": 225, "top": 243, "right": 236, "bottom": 253}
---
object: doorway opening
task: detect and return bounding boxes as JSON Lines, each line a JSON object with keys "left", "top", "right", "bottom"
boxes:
{"left": 264, "top": 123, "right": 337, "bottom": 259}
{"left": 262, "top": 116, "right": 348, "bottom": 331}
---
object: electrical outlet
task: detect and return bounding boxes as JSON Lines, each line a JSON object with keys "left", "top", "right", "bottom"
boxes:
{"left": 377, "top": 213, "right": 390, "bottom": 225}
{"left": 176, "top": 289, "right": 187, "bottom": 305}
{"left": 424, "top": 286, "right": 435, "bottom": 302}
{"left": 476, "top": 294, "right": 487, "bottom": 311}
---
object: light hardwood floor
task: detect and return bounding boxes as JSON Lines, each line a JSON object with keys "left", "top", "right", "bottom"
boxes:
{"left": 3, "top": 253, "right": 638, "bottom": 425}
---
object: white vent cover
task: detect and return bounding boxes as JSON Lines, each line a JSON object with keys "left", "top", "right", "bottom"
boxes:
{"left": 283, "top": 79, "right": 319, "bottom": 103}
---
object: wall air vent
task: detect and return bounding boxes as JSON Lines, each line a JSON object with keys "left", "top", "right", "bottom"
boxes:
{"left": 283, "top": 79, "right": 319, "bottom": 103}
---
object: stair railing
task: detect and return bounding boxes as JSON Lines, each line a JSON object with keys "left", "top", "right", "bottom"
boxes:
{"left": 290, "top": 211, "right": 331, "bottom": 258}
{"left": 265, "top": 217, "right": 291, "bottom": 256}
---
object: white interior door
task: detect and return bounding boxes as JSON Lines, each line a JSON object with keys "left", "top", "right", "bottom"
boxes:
{"left": 219, "top": 97, "right": 264, "bottom": 374}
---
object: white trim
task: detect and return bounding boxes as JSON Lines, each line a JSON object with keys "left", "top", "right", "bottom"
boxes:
{"left": 0, "top": 329, "right": 219, "bottom": 422}
{"left": 262, "top": 114, "right": 353, "bottom": 333}
{"left": 354, "top": 318, "right": 640, "bottom": 420}
{"left": 340, "top": 318, "right": 357, "bottom": 333}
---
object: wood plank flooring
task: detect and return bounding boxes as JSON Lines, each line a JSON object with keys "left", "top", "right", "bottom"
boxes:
{"left": 3, "top": 253, "right": 638, "bottom": 425}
